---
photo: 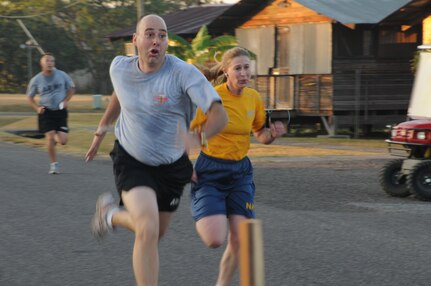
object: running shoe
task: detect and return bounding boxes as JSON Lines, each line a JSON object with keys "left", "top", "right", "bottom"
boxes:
{"left": 91, "top": 192, "right": 117, "bottom": 240}
{"left": 49, "top": 162, "right": 59, "bottom": 174}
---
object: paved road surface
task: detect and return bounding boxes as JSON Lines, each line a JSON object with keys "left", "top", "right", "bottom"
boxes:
{"left": 1, "top": 141, "right": 431, "bottom": 286}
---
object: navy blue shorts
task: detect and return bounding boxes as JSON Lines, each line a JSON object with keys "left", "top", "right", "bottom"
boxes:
{"left": 190, "top": 152, "right": 256, "bottom": 221}
{"left": 110, "top": 141, "right": 193, "bottom": 212}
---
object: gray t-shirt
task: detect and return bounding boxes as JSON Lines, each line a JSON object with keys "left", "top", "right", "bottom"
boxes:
{"left": 110, "top": 55, "right": 221, "bottom": 166}
{"left": 26, "top": 69, "right": 75, "bottom": 110}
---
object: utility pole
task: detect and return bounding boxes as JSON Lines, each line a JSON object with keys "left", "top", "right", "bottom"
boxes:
{"left": 17, "top": 19, "right": 45, "bottom": 80}
{"left": 16, "top": 20, "right": 45, "bottom": 55}
{"left": 136, "top": 0, "right": 144, "bottom": 20}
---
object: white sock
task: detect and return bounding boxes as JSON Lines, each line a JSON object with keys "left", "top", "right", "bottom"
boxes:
{"left": 106, "top": 207, "right": 119, "bottom": 229}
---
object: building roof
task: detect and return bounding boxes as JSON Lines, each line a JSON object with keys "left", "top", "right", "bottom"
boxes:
{"left": 107, "top": 0, "right": 428, "bottom": 41}
{"left": 208, "top": 0, "right": 426, "bottom": 33}
{"left": 106, "top": 4, "right": 233, "bottom": 41}
{"left": 207, "top": 0, "right": 275, "bottom": 34}
{"left": 382, "top": 0, "right": 431, "bottom": 25}
{"left": 294, "top": 0, "right": 413, "bottom": 24}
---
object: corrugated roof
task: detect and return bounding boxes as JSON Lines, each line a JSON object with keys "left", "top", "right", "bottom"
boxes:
{"left": 107, "top": 0, "right": 425, "bottom": 41}
{"left": 208, "top": 0, "right": 275, "bottom": 34}
{"left": 106, "top": 4, "right": 233, "bottom": 41}
{"left": 294, "top": 0, "right": 413, "bottom": 24}
{"left": 166, "top": 4, "right": 232, "bottom": 34}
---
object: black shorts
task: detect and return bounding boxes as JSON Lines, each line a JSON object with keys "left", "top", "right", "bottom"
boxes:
{"left": 110, "top": 140, "right": 193, "bottom": 212}
{"left": 38, "top": 108, "right": 69, "bottom": 134}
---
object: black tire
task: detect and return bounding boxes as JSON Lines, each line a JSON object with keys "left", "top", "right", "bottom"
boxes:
{"left": 379, "top": 159, "right": 410, "bottom": 197}
{"left": 407, "top": 161, "right": 431, "bottom": 201}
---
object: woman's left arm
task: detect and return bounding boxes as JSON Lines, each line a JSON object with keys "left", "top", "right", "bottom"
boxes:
{"left": 253, "top": 121, "right": 286, "bottom": 145}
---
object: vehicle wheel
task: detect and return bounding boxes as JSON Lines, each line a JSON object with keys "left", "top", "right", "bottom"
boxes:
{"left": 379, "top": 159, "right": 410, "bottom": 197}
{"left": 407, "top": 161, "right": 431, "bottom": 201}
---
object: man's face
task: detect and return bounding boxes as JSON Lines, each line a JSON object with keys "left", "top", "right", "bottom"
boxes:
{"left": 40, "top": 55, "right": 55, "bottom": 73}
{"left": 133, "top": 16, "right": 168, "bottom": 69}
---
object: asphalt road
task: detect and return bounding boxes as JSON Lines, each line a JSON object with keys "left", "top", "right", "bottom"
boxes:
{"left": 1, "top": 141, "right": 431, "bottom": 286}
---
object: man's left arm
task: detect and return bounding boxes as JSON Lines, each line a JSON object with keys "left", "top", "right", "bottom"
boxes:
{"left": 201, "top": 101, "right": 228, "bottom": 139}
{"left": 63, "top": 73, "right": 75, "bottom": 108}
{"left": 65, "top": 86, "right": 75, "bottom": 102}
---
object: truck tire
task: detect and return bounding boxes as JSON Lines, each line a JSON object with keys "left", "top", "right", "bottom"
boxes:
{"left": 407, "top": 161, "right": 431, "bottom": 201}
{"left": 379, "top": 159, "right": 410, "bottom": 197}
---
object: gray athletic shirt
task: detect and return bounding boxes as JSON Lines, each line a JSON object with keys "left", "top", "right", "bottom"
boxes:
{"left": 26, "top": 69, "right": 75, "bottom": 110}
{"left": 110, "top": 55, "right": 221, "bottom": 166}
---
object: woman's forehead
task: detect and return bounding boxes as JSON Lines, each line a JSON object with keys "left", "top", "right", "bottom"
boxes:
{"left": 230, "top": 56, "right": 250, "bottom": 66}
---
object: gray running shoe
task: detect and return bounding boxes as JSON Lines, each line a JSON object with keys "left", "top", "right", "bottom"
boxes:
{"left": 91, "top": 193, "right": 117, "bottom": 240}
{"left": 49, "top": 162, "right": 59, "bottom": 174}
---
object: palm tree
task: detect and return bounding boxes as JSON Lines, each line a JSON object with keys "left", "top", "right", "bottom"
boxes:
{"left": 168, "top": 25, "right": 239, "bottom": 66}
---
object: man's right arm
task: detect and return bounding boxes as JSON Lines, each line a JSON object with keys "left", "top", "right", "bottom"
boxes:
{"left": 85, "top": 91, "right": 121, "bottom": 161}
{"left": 27, "top": 96, "right": 43, "bottom": 113}
{"left": 26, "top": 79, "right": 45, "bottom": 114}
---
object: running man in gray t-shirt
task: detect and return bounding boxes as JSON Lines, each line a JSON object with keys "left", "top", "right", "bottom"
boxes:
{"left": 85, "top": 14, "right": 228, "bottom": 285}
{"left": 27, "top": 53, "right": 75, "bottom": 174}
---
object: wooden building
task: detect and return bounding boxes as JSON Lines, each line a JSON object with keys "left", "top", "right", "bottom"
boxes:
{"left": 107, "top": 0, "right": 431, "bottom": 136}
{"left": 212, "top": 0, "right": 431, "bottom": 136}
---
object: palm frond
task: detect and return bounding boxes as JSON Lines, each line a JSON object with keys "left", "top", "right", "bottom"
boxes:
{"left": 210, "top": 35, "right": 237, "bottom": 47}
{"left": 192, "top": 25, "right": 212, "bottom": 53}
{"left": 168, "top": 32, "right": 191, "bottom": 48}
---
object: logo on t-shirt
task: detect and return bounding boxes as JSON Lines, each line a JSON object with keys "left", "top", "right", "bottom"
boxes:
{"left": 153, "top": 94, "right": 168, "bottom": 105}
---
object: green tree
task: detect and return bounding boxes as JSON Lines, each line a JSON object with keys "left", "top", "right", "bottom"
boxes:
{"left": 168, "top": 25, "right": 238, "bottom": 66}
{"left": 144, "top": 0, "right": 214, "bottom": 15}
{"left": 0, "top": 19, "right": 28, "bottom": 92}
{"left": 0, "top": 0, "right": 226, "bottom": 93}
{"left": 0, "top": 0, "right": 137, "bottom": 93}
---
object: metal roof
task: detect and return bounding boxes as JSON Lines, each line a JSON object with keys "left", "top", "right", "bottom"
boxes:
{"left": 207, "top": 0, "right": 275, "bottom": 35}
{"left": 294, "top": 0, "right": 413, "bottom": 24}
{"left": 107, "top": 0, "right": 429, "bottom": 41}
{"left": 106, "top": 4, "right": 233, "bottom": 41}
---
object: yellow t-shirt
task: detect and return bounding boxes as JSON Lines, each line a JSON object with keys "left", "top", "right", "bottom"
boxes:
{"left": 191, "top": 83, "right": 266, "bottom": 160}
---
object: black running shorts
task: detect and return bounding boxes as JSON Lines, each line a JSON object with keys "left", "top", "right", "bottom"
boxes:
{"left": 38, "top": 108, "right": 69, "bottom": 134}
{"left": 110, "top": 140, "right": 193, "bottom": 212}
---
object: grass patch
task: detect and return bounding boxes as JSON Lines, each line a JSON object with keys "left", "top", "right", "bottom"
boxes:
{"left": 286, "top": 137, "right": 387, "bottom": 149}
{"left": 0, "top": 112, "right": 115, "bottom": 159}
{"left": 0, "top": 116, "right": 29, "bottom": 128}
{"left": 0, "top": 94, "right": 109, "bottom": 113}
{"left": 247, "top": 143, "right": 380, "bottom": 157}
{"left": 0, "top": 115, "right": 387, "bottom": 159}
{"left": 1, "top": 116, "right": 37, "bottom": 129}
{"left": 0, "top": 93, "right": 388, "bottom": 158}
{"left": 1, "top": 116, "right": 388, "bottom": 158}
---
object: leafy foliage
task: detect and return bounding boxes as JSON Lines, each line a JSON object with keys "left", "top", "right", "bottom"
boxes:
{"left": 0, "top": 0, "right": 139, "bottom": 93}
{"left": 168, "top": 25, "right": 238, "bottom": 66}
{"left": 0, "top": 0, "right": 219, "bottom": 93}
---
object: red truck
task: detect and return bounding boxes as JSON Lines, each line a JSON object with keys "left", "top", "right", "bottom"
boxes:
{"left": 380, "top": 45, "right": 431, "bottom": 201}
